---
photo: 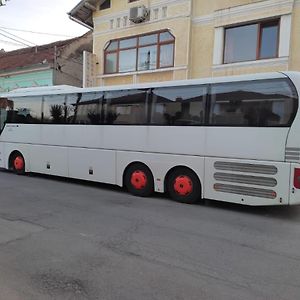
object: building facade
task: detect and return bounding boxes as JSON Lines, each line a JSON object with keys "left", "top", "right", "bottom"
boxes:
{"left": 69, "top": 0, "right": 300, "bottom": 86}
{"left": 0, "top": 33, "right": 92, "bottom": 92}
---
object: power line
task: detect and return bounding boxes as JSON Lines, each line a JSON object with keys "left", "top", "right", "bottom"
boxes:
{"left": 0, "top": 32, "right": 30, "bottom": 47}
{"left": 0, "top": 28, "right": 36, "bottom": 46}
{"left": 0, "top": 26, "right": 74, "bottom": 38}
{"left": 0, "top": 39, "right": 23, "bottom": 47}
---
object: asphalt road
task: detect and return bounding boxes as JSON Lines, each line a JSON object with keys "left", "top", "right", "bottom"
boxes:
{"left": 0, "top": 170, "right": 300, "bottom": 300}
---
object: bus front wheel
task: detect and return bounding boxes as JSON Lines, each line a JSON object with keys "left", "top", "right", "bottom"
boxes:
{"left": 124, "top": 163, "right": 154, "bottom": 197}
{"left": 10, "top": 152, "right": 25, "bottom": 175}
{"left": 167, "top": 168, "right": 201, "bottom": 204}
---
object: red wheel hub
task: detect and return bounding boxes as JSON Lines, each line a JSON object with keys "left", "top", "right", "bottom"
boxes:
{"left": 174, "top": 175, "right": 193, "bottom": 196}
{"left": 131, "top": 170, "right": 147, "bottom": 190}
{"left": 14, "top": 156, "right": 24, "bottom": 171}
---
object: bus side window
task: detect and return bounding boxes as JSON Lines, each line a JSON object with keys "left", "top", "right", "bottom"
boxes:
{"left": 104, "top": 89, "right": 148, "bottom": 125}
{"left": 43, "top": 94, "right": 76, "bottom": 124}
{"left": 6, "top": 96, "right": 43, "bottom": 124}
{"left": 209, "top": 79, "right": 297, "bottom": 127}
{"left": 150, "top": 85, "right": 206, "bottom": 126}
{"left": 72, "top": 92, "right": 103, "bottom": 125}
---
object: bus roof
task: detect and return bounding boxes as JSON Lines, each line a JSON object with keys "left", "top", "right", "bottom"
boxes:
{"left": 0, "top": 72, "right": 294, "bottom": 98}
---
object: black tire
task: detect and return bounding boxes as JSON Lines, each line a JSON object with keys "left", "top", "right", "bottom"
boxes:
{"left": 167, "top": 168, "right": 201, "bottom": 204}
{"left": 10, "top": 152, "right": 25, "bottom": 175}
{"left": 124, "top": 163, "right": 154, "bottom": 197}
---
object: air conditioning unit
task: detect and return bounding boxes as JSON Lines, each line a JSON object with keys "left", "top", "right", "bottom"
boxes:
{"left": 129, "top": 6, "right": 149, "bottom": 24}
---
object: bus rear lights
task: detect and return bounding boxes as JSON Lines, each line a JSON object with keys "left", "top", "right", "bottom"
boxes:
{"left": 293, "top": 168, "right": 300, "bottom": 189}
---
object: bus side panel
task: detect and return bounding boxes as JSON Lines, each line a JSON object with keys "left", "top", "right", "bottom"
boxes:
{"left": 116, "top": 151, "right": 205, "bottom": 195}
{"left": 146, "top": 127, "right": 206, "bottom": 156}
{"left": 103, "top": 126, "right": 148, "bottom": 152}
{"left": 68, "top": 148, "right": 116, "bottom": 184}
{"left": 40, "top": 125, "right": 66, "bottom": 147}
{"left": 1, "top": 124, "right": 41, "bottom": 145}
{"left": 29, "top": 145, "right": 68, "bottom": 177}
{"left": 63, "top": 125, "right": 103, "bottom": 149}
{"left": 205, "top": 127, "right": 289, "bottom": 162}
{"left": 204, "top": 157, "right": 290, "bottom": 206}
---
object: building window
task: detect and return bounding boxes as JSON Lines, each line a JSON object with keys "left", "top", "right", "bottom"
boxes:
{"left": 104, "top": 30, "right": 175, "bottom": 74}
{"left": 224, "top": 19, "right": 279, "bottom": 64}
{"left": 100, "top": 0, "right": 111, "bottom": 10}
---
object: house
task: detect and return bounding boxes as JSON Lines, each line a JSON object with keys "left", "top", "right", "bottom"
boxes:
{"left": 68, "top": 0, "right": 300, "bottom": 87}
{"left": 0, "top": 32, "right": 92, "bottom": 92}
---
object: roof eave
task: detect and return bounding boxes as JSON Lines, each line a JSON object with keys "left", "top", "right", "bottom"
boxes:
{"left": 68, "top": 0, "right": 105, "bottom": 29}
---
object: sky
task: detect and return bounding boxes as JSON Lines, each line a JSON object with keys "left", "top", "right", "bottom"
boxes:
{"left": 0, "top": 0, "right": 89, "bottom": 52}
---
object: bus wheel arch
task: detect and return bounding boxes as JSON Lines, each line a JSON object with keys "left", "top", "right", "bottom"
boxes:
{"left": 123, "top": 162, "right": 154, "bottom": 197}
{"left": 165, "top": 166, "right": 202, "bottom": 204}
{"left": 9, "top": 151, "right": 26, "bottom": 175}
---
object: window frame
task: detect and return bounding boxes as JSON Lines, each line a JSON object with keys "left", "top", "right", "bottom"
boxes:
{"left": 223, "top": 19, "right": 280, "bottom": 64}
{"left": 104, "top": 30, "right": 175, "bottom": 74}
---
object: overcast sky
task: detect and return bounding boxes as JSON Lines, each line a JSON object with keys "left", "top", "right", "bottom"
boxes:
{"left": 0, "top": 0, "right": 89, "bottom": 52}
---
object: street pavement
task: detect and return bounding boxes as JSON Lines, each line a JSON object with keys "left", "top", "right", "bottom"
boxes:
{"left": 0, "top": 170, "right": 300, "bottom": 300}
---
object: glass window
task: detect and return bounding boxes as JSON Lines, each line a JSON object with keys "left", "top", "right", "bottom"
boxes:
{"left": 105, "top": 53, "right": 117, "bottom": 74}
{"left": 209, "top": 79, "right": 297, "bottom": 127}
{"left": 6, "top": 96, "right": 42, "bottom": 124}
{"left": 224, "top": 19, "right": 279, "bottom": 64}
{"left": 42, "top": 94, "right": 76, "bottom": 124}
{"left": 151, "top": 86, "right": 206, "bottom": 126}
{"left": 224, "top": 24, "right": 258, "bottom": 63}
{"left": 139, "top": 34, "right": 158, "bottom": 46}
{"left": 106, "top": 41, "right": 118, "bottom": 51}
{"left": 120, "top": 38, "right": 137, "bottom": 49}
{"left": 260, "top": 22, "right": 279, "bottom": 59}
{"left": 119, "top": 49, "right": 137, "bottom": 72}
{"left": 159, "top": 31, "right": 174, "bottom": 42}
{"left": 73, "top": 92, "right": 104, "bottom": 125}
{"left": 104, "top": 90, "right": 148, "bottom": 125}
{"left": 160, "top": 44, "right": 174, "bottom": 67}
{"left": 138, "top": 46, "right": 157, "bottom": 71}
{"left": 104, "top": 30, "right": 175, "bottom": 74}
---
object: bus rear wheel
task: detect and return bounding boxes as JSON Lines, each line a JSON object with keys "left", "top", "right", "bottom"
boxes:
{"left": 167, "top": 168, "right": 201, "bottom": 204}
{"left": 10, "top": 152, "right": 25, "bottom": 175}
{"left": 125, "top": 163, "right": 154, "bottom": 197}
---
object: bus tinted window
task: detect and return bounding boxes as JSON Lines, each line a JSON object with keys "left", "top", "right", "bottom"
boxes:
{"left": 73, "top": 92, "right": 104, "bottom": 124}
{"left": 209, "top": 79, "right": 297, "bottom": 126}
{"left": 43, "top": 94, "right": 78, "bottom": 124}
{"left": 151, "top": 86, "right": 206, "bottom": 125}
{"left": 6, "top": 96, "right": 42, "bottom": 124}
{"left": 104, "top": 90, "right": 148, "bottom": 125}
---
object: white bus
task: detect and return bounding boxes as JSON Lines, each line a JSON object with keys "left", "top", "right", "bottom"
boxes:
{"left": 0, "top": 72, "right": 299, "bottom": 206}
